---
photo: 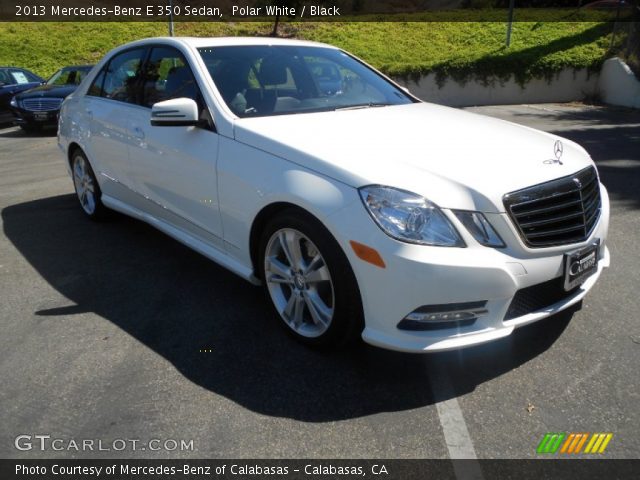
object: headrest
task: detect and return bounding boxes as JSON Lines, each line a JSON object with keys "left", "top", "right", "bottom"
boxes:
{"left": 166, "top": 66, "right": 191, "bottom": 85}
{"left": 259, "top": 56, "right": 288, "bottom": 86}
{"left": 213, "top": 61, "right": 249, "bottom": 99}
{"left": 165, "top": 66, "right": 196, "bottom": 99}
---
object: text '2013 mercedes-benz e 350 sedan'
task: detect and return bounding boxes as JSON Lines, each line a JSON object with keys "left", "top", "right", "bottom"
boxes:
{"left": 58, "top": 37, "right": 610, "bottom": 353}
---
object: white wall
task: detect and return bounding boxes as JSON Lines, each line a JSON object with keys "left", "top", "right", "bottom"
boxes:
{"left": 394, "top": 58, "right": 640, "bottom": 109}
{"left": 598, "top": 57, "right": 640, "bottom": 109}
{"left": 394, "top": 68, "right": 600, "bottom": 107}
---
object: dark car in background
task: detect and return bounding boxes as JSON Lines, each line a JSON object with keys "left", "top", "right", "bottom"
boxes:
{"left": 0, "top": 67, "right": 44, "bottom": 124}
{"left": 10, "top": 65, "right": 93, "bottom": 132}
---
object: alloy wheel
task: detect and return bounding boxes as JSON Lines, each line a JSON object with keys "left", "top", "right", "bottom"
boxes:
{"left": 72, "top": 155, "right": 96, "bottom": 215}
{"left": 264, "top": 228, "right": 335, "bottom": 338}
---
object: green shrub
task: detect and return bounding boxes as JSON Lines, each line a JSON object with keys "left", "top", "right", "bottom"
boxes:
{"left": 0, "top": 20, "right": 613, "bottom": 85}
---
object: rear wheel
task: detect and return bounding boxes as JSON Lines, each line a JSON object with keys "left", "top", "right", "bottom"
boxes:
{"left": 71, "top": 150, "right": 107, "bottom": 220}
{"left": 259, "top": 210, "right": 363, "bottom": 348}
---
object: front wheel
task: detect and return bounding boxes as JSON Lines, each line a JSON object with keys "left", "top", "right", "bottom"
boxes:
{"left": 259, "top": 210, "right": 363, "bottom": 348}
{"left": 71, "top": 150, "right": 107, "bottom": 220}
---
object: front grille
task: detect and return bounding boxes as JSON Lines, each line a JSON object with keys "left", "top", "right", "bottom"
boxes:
{"left": 21, "top": 98, "right": 63, "bottom": 112}
{"left": 504, "top": 277, "right": 578, "bottom": 321}
{"left": 503, "top": 166, "right": 601, "bottom": 248}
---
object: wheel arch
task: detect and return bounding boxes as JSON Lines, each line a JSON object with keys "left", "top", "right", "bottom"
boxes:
{"left": 248, "top": 201, "right": 356, "bottom": 283}
{"left": 250, "top": 200, "right": 365, "bottom": 345}
{"left": 249, "top": 202, "right": 310, "bottom": 280}
{"left": 67, "top": 142, "right": 84, "bottom": 168}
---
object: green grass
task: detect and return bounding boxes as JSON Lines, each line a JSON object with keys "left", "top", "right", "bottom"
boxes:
{"left": 0, "top": 20, "right": 614, "bottom": 85}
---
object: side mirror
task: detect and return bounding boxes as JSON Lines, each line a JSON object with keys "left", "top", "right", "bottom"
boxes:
{"left": 150, "top": 97, "right": 199, "bottom": 127}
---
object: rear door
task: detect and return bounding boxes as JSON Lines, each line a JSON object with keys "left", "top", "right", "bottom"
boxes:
{"left": 82, "top": 47, "right": 148, "bottom": 205}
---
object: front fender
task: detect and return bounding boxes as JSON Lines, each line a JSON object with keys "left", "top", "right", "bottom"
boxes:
{"left": 58, "top": 97, "right": 92, "bottom": 171}
{"left": 217, "top": 137, "right": 357, "bottom": 267}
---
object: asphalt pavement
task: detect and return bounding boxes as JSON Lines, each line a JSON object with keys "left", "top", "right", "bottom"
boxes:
{"left": 0, "top": 103, "right": 638, "bottom": 460}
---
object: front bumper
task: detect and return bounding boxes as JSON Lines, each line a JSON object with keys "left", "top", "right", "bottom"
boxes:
{"left": 10, "top": 107, "right": 59, "bottom": 126}
{"left": 326, "top": 184, "right": 611, "bottom": 353}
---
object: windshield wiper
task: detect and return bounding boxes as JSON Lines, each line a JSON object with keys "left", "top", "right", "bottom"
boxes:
{"left": 333, "top": 102, "right": 392, "bottom": 111}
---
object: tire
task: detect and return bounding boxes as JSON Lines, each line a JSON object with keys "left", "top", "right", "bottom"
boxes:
{"left": 71, "top": 149, "right": 108, "bottom": 220}
{"left": 259, "top": 209, "right": 363, "bottom": 348}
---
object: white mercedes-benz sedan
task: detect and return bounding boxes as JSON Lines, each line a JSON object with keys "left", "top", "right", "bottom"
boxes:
{"left": 58, "top": 37, "right": 610, "bottom": 353}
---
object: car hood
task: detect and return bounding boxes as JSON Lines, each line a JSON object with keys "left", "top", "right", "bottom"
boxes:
{"left": 16, "top": 84, "right": 76, "bottom": 99}
{"left": 233, "top": 102, "right": 596, "bottom": 212}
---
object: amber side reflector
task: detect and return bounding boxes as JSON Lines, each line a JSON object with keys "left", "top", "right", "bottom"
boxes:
{"left": 349, "top": 241, "right": 386, "bottom": 269}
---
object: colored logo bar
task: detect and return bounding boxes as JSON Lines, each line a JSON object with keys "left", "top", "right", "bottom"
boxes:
{"left": 537, "top": 433, "right": 613, "bottom": 454}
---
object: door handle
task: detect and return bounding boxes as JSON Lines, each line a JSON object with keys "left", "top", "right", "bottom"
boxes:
{"left": 85, "top": 108, "right": 93, "bottom": 118}
{"left": 132, "top": 126, "right": 145, "bottom": 140}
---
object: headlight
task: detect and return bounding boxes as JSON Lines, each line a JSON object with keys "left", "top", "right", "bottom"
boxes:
{"left": 9, "top": 97, "right": 18, "bottom": 108}
{"left": 359, "top": 185, "right": 464, "bottom": 247}
{"left": 453, "top": 211, "right": 505, "bottom": 248}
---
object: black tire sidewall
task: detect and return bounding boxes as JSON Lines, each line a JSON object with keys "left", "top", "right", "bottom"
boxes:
{"left": 259, "top": 209, "right": 363, "bottom": 348}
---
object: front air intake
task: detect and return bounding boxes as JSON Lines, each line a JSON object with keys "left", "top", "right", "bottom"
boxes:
{"left": 504, "top": 277, "right": 579, "bottom": 321}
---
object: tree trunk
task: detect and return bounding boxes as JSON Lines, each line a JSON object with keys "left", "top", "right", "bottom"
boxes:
{"left": 271, "top": 15, "right": 280, "bottom": 37}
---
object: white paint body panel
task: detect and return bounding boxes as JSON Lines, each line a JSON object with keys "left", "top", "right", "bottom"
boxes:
{"left": 58, "top": 36, "right": 611, "bottom": 353}
{"left": 234, "top": 102, "right": 594, "bottom": 212}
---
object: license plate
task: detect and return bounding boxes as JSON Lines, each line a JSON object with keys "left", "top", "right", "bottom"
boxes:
{"left": 34, "top": 113, "right": 49, "bottom": 121}
{"left": 564, "top": 241, "right": 599, "bottom": 291}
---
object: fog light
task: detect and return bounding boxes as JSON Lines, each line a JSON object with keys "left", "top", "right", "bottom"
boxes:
{"left": 398, "top": 301, "right": 488, "bottom": 331}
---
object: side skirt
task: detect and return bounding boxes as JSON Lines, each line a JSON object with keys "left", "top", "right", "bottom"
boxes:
{"left": 101, "top": 194, "right": 261, "bottom": 286}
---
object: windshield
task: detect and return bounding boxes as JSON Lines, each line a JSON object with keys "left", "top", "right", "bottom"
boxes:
{"left": 47, "top": 67, "right": 92, "bottom": 86}
{"left": 197, "top": 45, "right": 414, "bottom": 118}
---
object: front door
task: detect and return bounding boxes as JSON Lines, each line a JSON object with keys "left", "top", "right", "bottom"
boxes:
{"left": 126, "top": 46, "right": 223, "bottom": 246}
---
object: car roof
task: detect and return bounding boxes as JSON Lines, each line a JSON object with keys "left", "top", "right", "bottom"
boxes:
{"left": 58, "top": 65, "right": 94, "bottom": 69}
{"left": 114, "top": 36, "right": 338, "bottom": 51}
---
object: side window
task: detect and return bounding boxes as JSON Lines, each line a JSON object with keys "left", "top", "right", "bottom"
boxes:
{"left": 24, "top": 70, "right": 42, "bottom": 82}
{"left": 99, "top": 48, "right": 146, "bottom": 104}
{"left": 0, "top": 70, "right": 11, "bottom": 84}
{"left": 142, "top": 47, "right": 199, "bottom": 108}
{"left": 9, "top": 70, "right": 32, "bottom": 85}
{"left": 88, "top": 69, "right": 107, "bottom": 97}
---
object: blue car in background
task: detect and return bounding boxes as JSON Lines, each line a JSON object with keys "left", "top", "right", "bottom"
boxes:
{"left": 0, "top": 67, "right": 44, "bottom": 125}
{"left": 10, "top": 65, "right": 93, "bottom": 132}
